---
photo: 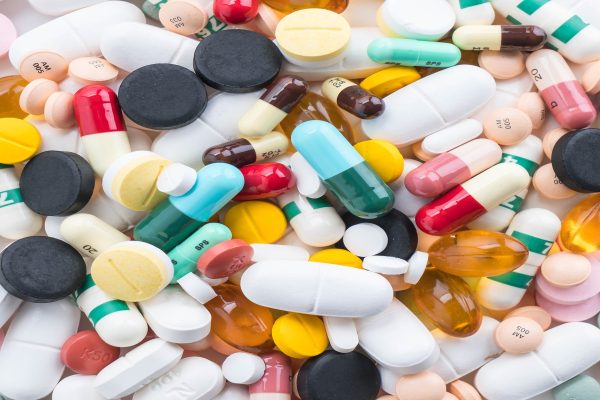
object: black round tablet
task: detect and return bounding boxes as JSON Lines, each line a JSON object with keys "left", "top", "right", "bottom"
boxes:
{"left": 193, "top": 30, "right": 283, "bottom": 93}
{"left": 0, "top": 236, "right": 86, "bottom": 302}
{"left": 20, "top": 151, "right": 94, "bottom": 216}
{"left": 19, "top": 151, "right": 95, "bottom": 216}
{"left": 336, "top": 209, "right": 418, "bottom": 260}
{"left": 297, "top": 351, "right": 381, "bottom": 400}
{"left": 119, "top": 63, "right": 208, "bottom": 130}
{"left": 551, "top": 128, "right": 600, "bottom": 192}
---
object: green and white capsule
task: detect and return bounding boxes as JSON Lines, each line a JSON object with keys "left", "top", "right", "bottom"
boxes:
{"left": 367, "top": 38, "right": 461, "bottom": 68}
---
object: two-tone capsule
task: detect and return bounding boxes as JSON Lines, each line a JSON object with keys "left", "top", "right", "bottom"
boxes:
{"left": 321, "top": 77, "right": 384, "bottom": 119}
{"left": 367, "top": 38, "right": 461, "bottom": 68}
{"left": 203, "top": 131, "right": 289, "bottom": 168}
{"left": 452, "top": 25, "right": 547, "bottom": 51}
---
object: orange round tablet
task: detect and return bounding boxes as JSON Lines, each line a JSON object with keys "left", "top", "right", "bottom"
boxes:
{"left": 197, "top": 239, "right": 254, "bottom": 279}
{"left": 542, "top": 128, "right": 568, "bottom": 159}
{"left": 159, "top": 0, "right": 208, "bottom": 36}
{"left": 60, "top": 330, "right": 120, "bottom": 375}
{"left": 540, "top": 252, "right": 592, "bottom": 288}
{"left": 494, "top": 316, "right": 544, "bottom": 354}
{"left": 396, "top": 371, "right": 446, "bottom": 400}
{"left": 19, "top": 78, "right": 59, "bottom": 115}
{"left": 505, "top": 306, "right": 552, "bottom": 330}
{"left": 532, "top": 163, "right": 577, "bottom": 200}
{"left": 483, "top": 107, "right": 532, "bottom": 146}
{"left": 478, "top": 51, "right": 525, "bottom": 80}
{"left": 448, "top": 380, "right": 482, "bottom": 400}
{"left": 44, "top": 91, "right": 75, "bottom": 129}
{"left": 19, "top": 51, "right": 69, "bottom": 82}
{"left": 68, "top": 57, "right": 119, "bottom": 85}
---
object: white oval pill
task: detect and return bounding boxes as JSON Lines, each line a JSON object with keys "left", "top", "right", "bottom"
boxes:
{"left": 363, "top": 256, "right": 409, "bottom": 275}
{"left": 222, "top": 353, "right": 266, "bottom": 385}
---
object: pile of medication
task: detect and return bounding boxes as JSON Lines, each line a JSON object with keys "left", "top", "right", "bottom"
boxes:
{"left": 2, "top": 0, "right": 600, "bottom": 399}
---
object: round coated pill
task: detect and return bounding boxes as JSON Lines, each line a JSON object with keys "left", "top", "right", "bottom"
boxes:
{"left": 159, "top": 0, "right": 208, "bottom": 35}
{"left": 0, "top": 236, "right": 86, "bottom": 302}
{"left": 19, "top": 78, "right": 59, "bottom": 115}
{"left": 119, "top": 63, "right": 208, "bottom": 130}
{"left": 222, "top": 352, "right": 266, "bottom": 385}
{"left": 552, "top": 374, "right": 600, "bottom": 400}
{"left": 309, "top": 249, "right": 363, "bottom": 268}
{"left": 535, "top": 291, "right": 600, "bottom": 323}
{"left": 448, "top": 380, "right": 482, "bottom": 400}
{"left": 224, "top": 201, "right": 287, "bottom": 244}
{"left": 60, "top": 330, "right": 120, "bottom": 375}
{"left": 68, "top": 57, "right": 119, "bottom": 85}
{"left": 194, "top": 30, "right": 282, "bottom": 93}
{"left": 44, "top": 91, "right": 75, "bottom": 129}
{"left": 20, "top": 151, "right": 95, "bottom": 216}
{"left": 19, "top": 51, "right": 69, "bottom": 82}
{"left": 477, "top": 51, "right": 525, "bottom": 80}
{"left": 583, "top": 61, "right": 600, "bottom": 95}
{"left": 272, "top": 313, "right": 328, "bottom": 359}
{"left": 540, "top": 252, "right": 592, "bottom": 288}
{"left": 197, "top": 239, "right": 254, "bottom": 279}
{"left": 360, "top": 66, "right": 421, "bottom": 98}
{"left": 395, "top": 371, "right": 446, "bottom": 400}
{"left": 343, "top": 223, "right": 388, "bottom": 257}
{"left": 0, "top": 118, "right": 41, "bottom": 164}
{"left": 354, "top": 140, "right": 404, "bottom": 183}
{"left": 157, "top": 163, "right": 197, "bottom": 196}
{"left": 542, "top": 128, "right": 568, "bottom": 159}
{"left": 494, "top": 316, "right": 544, "bottom": 354}
{"left": 551, "top": 128, "right": 600, "bottom": 192}
{"left": 505, "top": 306, "right": 552, "bottom": 330}
{"left": 0, "top": 13, "right": 16, "bottom": 58}
{"left": 91, "top": 241, "right": 173, "bottom": 302}
{"left": 532, "top": 163, "right": 577, "bottom": 200}
{"left": 483, "top": 107, "right": 532, "bottom": 146}
{"left": 517, "top": 92, "right": 546, "bottom": 130}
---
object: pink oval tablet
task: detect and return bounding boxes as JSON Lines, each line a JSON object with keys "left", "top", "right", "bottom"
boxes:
{"left": 483, "top": 107, "right": 532, "bottom": 146}
{"left": 541, "top": 252, "right": 591, "bottom": 288}
{"left": 448, "top": 380, "right": 482, "bottom": 400}
{"left": 19, "top": 51, "right": 69, "bottom": 82}
{"left": 68, "top": 57, "right": 119, "bottom": 85}
{"left": 494, "top": 316, "right": 544, "bottom": 354}
{"left": 532, "top": 163, "right": 577, "bottom": 200}
{"left": 44, "top": 91, "right": 75, "bottom": 129}
{"left": 535, "top": 261, "right": 600, "bottom": 305}
{"left": 19, "top": 78, "right": 60, "bottom": 115}
{"left": 505, "top": 306, "right": 552, "bottom": 330}
{"left": 535, "top": 291, "right": 600, "bottom": 322}
{"left": 517, "top": 92, "right": 545, "bottom": 130}
{"left": 395, "top": 371, "right": 446, "bottom": 400}
{"left": 0, "top": 13, "right": 17, "bottom": 58}
{"left": 478, "top": 51, "right": 525, "bottom": 80}
{"left": 542, "top": 128, "right": 568, "bottom": 159}
{"left": 197, "top": 239, "right": 254, "bottom": 279}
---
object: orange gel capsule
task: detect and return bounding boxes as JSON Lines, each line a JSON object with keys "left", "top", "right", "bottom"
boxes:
{"left": 261, "top": 0, "right": 347, "bottom": 14}
{"left": 413, "top": 267, "right": 482, "bottom": 337}
{"left": 559, "top": 193, "right": 600, "bottom": 253}
{"left": 205, "top": 283, "right": 274, "bottom": 351}
{"left": 429, "top": 230, "right": 529, "bottom": 277}
{"left": 0, "top": 76, "right": 28, "bottom": 119}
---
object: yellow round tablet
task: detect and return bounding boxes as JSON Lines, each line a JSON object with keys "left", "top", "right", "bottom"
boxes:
{"left": 309, "top": 249, "right": 363, "bottom": 268}
{"left": 272, "top": 313, "right": 328, "bottom": 358}
{"left": 360, "top": 67, "right": 421, "bottom": 98}
{"left": 91, "top": 241, "right": 173, "bottom": 302}
{"left": 0, "top": 118, "right": 41, "bottom": 164}
{"left": 224, "top": 201, "right": 287, "bottom": 244}
{"left": 275, "top": 9, "right": 351, "bottom": 62}
{"left": 354, "top": 139, "right": 404, "bottom": 183}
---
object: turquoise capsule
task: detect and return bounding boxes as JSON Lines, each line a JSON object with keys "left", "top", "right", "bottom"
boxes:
{"left": 291, "top": 120, "right": 394, "bottom": 219}
{"left": 367, "top": 38, "right": 462, "bottom": 68}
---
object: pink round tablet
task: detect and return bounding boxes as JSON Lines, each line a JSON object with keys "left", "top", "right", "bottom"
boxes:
{"left": 448, "top": 380, "right": 482, "bottom": 400}
{"left": 19, "top": 51, "right": 69, "bottom": 82}
{"left": 0, "top": 13, "right": 17, "bottom": 58}
{"left": 505, "top": 306, "right": 552, "bottom": 330}
{"left": 19, "top": 78, "right": 60, "bottom": 115}
{"left": 541, "top": 252, "right": 592, "bottom": 288}
{"left": 197, "top": 239, "right": 254, "bottom": 279}
{"left": 483, "top": 107, "right": 532, "bottom": 146}
{"left": 44, "top": 91, "right": 75, "bottom": 129}
{"left": 395, "top": 371, "right": 446, "bottom": 400}
{"left": 494, "top": 316, "right": 544, "bottom": 354}
{"left": 535, "top": 291, "right": 600, "bottom": 322}
{"left": 535, "top": 260, "right": 600, "bottom": 305}
{"left": 68, "top": 57, "right": 119, "bottom": 85}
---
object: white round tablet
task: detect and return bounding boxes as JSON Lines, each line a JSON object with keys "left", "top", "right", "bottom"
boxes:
{"left": 405, "top": 251, "right": 428, "bottom": 284}
{"left": 362, "top": 255, "right": 409, "bottom": 275}
{"left": 222, "top": 352, "right": 266, "bottom": 385}
{"left": 157, "top": 163, "right": 197, "bottom": 196}
{"left": 343, "top": 223, "right": 388, "bottom": 257}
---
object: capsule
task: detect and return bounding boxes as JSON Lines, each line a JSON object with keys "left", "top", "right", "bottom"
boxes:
{"left": 249, "top": 352, "right": 292, "bottom": 400}
{"left": 60, "top": 213, "right": 129, "bottom": 258}
{"left": 415, "top": 163, "right": 530, "bottom": 235}
{"left": 477, "top": 208, "right": 561, "bottom": 310}
{"left": 413, "top": 267, "right": 482, "bottom": 337}
{"left": 428, "top": 230, "right": 529, "bottom": 277}
{"left": 292, "top": 120, "right": 394, "bottom": 219}
{"left": 0, "top": 163, "right": 42, "bottom": 239}
{"left": 321, "top": 77, "right": 384, "bottom": 119}
{"left": 526, "top": 49, "right": 596, "bottom": 130}
{"left": 367, "top": 38, "right": 461, "bottom": 68}
{"left": 203, "top": 131, "right": 289, "bottom": 168}
{"left": 133, "top": 163, "right": 244, "bottom": 252}
{"left": 452, "top": 25, "right": 546, "bottom": 51}
{"left": 559, "top": 193, "right": 600, "bottom": 253}
{"left": 261, "top": 0, "right": 347, "bottom": 14}
{"left": 405, "top": 138, "right": 502, "bottom": 198}
{"left": 235, "top": 163, "right": 295, "bottom": 201}
{"left": 238, "top": 75, "right": 309, "bottom": 138}
{"left": 276, "top": 187, "right": 346, "bottom": 247}
{"left": 73, "top": 84, "right": 131, "bottom": 176}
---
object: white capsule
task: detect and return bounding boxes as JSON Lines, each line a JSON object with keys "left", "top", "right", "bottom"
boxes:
{"left": 60, "top": 213, "right": 129, "bottom": 258}
{"left": 290, "top": 152, "right": 327, "bottom": 199}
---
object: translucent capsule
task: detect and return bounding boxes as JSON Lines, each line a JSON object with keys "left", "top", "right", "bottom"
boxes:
{"left": 0, "top": 76, "right": 28, "bottom": 119}
{"left": 413, "top": 267, "right": 482, "bottom": 337}
{"left": 428, "top": 230, "right": 529, "bottom": 277}
{"left": 261, "top": 0, "right": 348, "bottom": 15}
{"left": 559, "top": 193, "right": 600, "bottom": 253}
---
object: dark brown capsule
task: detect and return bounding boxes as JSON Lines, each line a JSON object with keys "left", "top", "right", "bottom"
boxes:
{"left": 321, "top": 77, "right": 385, "bottom": 119}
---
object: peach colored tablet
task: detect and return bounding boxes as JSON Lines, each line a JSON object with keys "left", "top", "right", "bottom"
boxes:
{"left": 532, "top": 163, "right": 577, "bottom": 200}
{"left": 396, "top": 371, "right": 446, "bottom": 400}
{"left": 583, "top": 60, "right": 600, "bottom": 95}
{"left": 0, "top": 13, "right": 17, "bottom": 58}
{"left": 541, "top": 252, "right": 592, "bottom": 288}
{"left": 159, "top": 0, "right": 208, "bottom": 36}
{"left": 478, "top": 51, "right": 525, "bottom": 80}
{"left": 505, "top": 306, "right": 552, "bottom": 330}
{"left": 68, "top": 57, "right": 119, "bottom": 85}
{"left": 19, "top": 51, "right": 69, "bottom": 82}
{"left": 44, "top": 91, "right": 75, "bottom": 129}
{"left": 377, "top": 397, "right": 398, "bottom": 400}
{"left": 448, "top": 380, "right": 482, "bottom": 400}
{"left": 542, "top": 128, "right": 568, "bottom": 158}
{"left": 495, "top": 316, "right": 544, "bottom": 354}
{"left": 19, "top": 78, "right": 60, "bottom": 116}
{"left": 483, "top": 107, "right": 532, "bottom": 145}
{"left": 443, "top": 394, "right": 459, "bottom": 400}
{"left": 517, "top": 92, "right": 545, "bottom": 130}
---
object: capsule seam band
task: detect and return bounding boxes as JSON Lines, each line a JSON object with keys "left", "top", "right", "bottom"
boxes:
{"left": 501, "top": 153, "right": 539, "bottom": 176}
{"left": 0, "top": 189, "right": 23, "bottom": 208}
{"left": 517, "top": 0, "right": 549, "bottom": 15}
{"left": 283, "top": 202, "right": 301, "bottom": 221}
{"left": 510, "top": 231, "right": 553, "bottom": 255}
{"left": 487, "top": 271, "right": 533, "bottom": 289}
{"left": 552, "top": 16, "right": 589, "bottom": 44}
{"left": 307, "top": 196, "right": 332, "bottom": 210}
{"left": 459, "top": 0, "right": 489, "bottom": 8}
{"left": 74, "top": 274, "right": 96, "bottom": 298}
{"left": 88, "top": 300, "right": 130, "bottom": 325}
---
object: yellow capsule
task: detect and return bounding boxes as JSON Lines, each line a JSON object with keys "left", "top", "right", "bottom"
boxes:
{"left": 413, "top": 267, "right": 482, "bottom": 337}
{"left": 559, "top": 193, "right": 600, "bottom": 253}
{"left": 428, "top": 230, "right": 529, "bottom": 277}
{"left": 0, "top": 76, "right": 28, "bottom": 119}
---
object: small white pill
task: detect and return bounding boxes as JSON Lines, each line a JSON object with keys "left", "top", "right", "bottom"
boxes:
{"left": 405, "top": 251, "right": 428, "bottom": 284}
{"left": 343, "top": 223, "right": 388, "bottom": 257}
{"left": 222, "top": 353, "right": 266, "bottom": 385}
{"left": 363, "top": 256, "right": 409, "bottom": 275}
{"left": 157, "top": 163, "right": 197, "bottom": 196}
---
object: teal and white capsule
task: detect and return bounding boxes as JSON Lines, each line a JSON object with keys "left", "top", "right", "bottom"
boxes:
{"left": 467, "top": 135, "right": 543, "bottom": 231}
{"left": 476, "top": 208, "right": 561, "bottom": 311}
{"left": 449, "top": 0, "right": 495, "bottom": 27}
{"left": 291, "top": 120, "right": 395, "bottom": 219}
{"left": 277, "top": 187, "right": 345, "bottom": 247}
{"left": 367, "top": 38, "right": 462, "bottom": 68}
{"left": 75, "top": 274, "right": 148, "bottom": 347}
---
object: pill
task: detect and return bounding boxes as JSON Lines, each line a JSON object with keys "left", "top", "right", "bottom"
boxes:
{"left": 194, "top": 30, "right": 282, "bottom": 92}
{"left": 250, "top": 244, "right": 309, "bottom": 263}
{"left": 235, "top": 162, "right": 295, "bottom": 201}
{"left": 532, "top": 163, "right": 578, "bottom": 200}
{"left": 494, "top": 316, "right": 544, "bottom": 354}
{"left": 309, "top": 249, "right": 362, "bottom": 268}
{"left": 224, "top": 201, "right": 287, "bottom": 244}
{"left": 322, "top": 77, "right": 385, "bottom": 119}
{"left": 448, "top": 380, "right": 482, "bottom": 400}
{"left": 453, "top": 25, "right": 546, "bottom": 51}
{"left": 0, "top": 236, "right": 86, "bottom": 302}
{"left": 0, "top": 13, "right": 16, "bottom": 57}
{"left": 536, "top": 261, "right": 600, "bottom": 305}
{"left": 535, "top": 291, "right": 600, "bottom": 323}
{"left": 477, "top": 50, "right": 525, "bottom": 80}
{"left": 197, "top": 239, "right": 254, "bottom": 279}
{"left": 272, "top": 313, "right": 329, "bottom": 358}
{"left": 68, "top": 56, "right": 119, "bottom": 85}
{"left": 395, "top": 371, "right": 447, "bottom": 400}
{"left": 43, "top": 91, "right": 75, "bottom": 129}
{"left": 60, "top": 213, "right": 129, "bottom": 257}
{"left": 359, "top": 66, "right": 421, "bottom": 98}
{"left": 420, "top": 119, "right": 484, "bottom": 158}
{"left": 540, "top": 252, "right": 592, "bottom": 288}
{"left": 352, "top": 140, "right": 404, "bottom": 184}
{"left": 323, "top": 316, "right": 358, "bottom": 353}
{"left": 0, "top": 117, "right": 41, "bottom": 165}
{"left": 552, "top": 128, "right": 600, "bottom": 193}
{"left": 213, "top": 0, "right": 259, "bottom": 24}
{"left": 158, "top": 0, "right": 208, "bottom": 36}
{"left": 552, "top": 375, "right": 600, "bottom": 400}
{"left": 53, "top": 375, "right": 107, "bottom": 400}
{"left": 203, "top": 131, "right": 289, "bottom": 168}
{"left": 0, "top": 76, "right": 28, "bottom": 119}
{"left": 505, "top": 306, "right": 552, "bottom": 331}
{"left": 19, "top": 78, "right": 59, "bottom": 115}
{"left": 377, "top": 0, "right": 455, "bottom": 41}
{"left": 542, "top": 128, "right": 568, "bottom": 159}
{"left": 19, "top": 51, "right": 69, "bottom": 82}
{"left": 559, "top": 194, "right": 600, "bottom": 253}
{"left": 517, "top": 92, "right": 545, "bottom": 130}
{"left": 582, "top": 60, "right": 600, "bottom": 94}
{"left": 443, "top": 393, "right": 460, "bottom": 400}
{"left": 60, "top": 330, "right": 120, "bottom": 375}
{"left": 156, "top": 163, "right": 197, "bottom": 197}
{"left": 222, "top": 353, "right": 266, "bottom": 385}
{"left": 343, "top": 223, "right": 389, "bottom": 258}
{"left": 483, "top": 107, "right": 532, "bottom": 146}
{"left": 362, "top": 256, "right": 409, "bottom": 275}
{"left": 249, "top": 352, "right": 292, "bottom": 400}
{"left": 367, "top": 38, "right": 461, "bottom": 68}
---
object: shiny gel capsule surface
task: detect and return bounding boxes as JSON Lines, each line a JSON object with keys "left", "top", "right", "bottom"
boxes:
{"left": 560, "top": 193, "right": 600, "bottom": 253}
{"left": 413, "top": 267, "right": 482, "bottom": 337}
{"left": 0, "top": 75, "right": 28, "bottom": 119}
{"left": 261, "top": 0, "right": 348, "bottom": 14}
{"left": 428, "top": 230, "right": 529, "bottom": 277}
